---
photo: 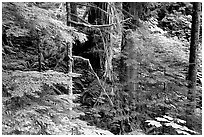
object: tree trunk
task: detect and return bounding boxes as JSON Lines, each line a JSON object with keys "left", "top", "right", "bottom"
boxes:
{"left": 186, "top": 2, "right": 201, "bottom": 127}
{"left": 120, "top": 3, "right": 143, "bottom": 93}
{"left": 88, "top": 2, "right": 108, "bottom": 25}
{"left": 123, "top": 2, "right": 146, "bottom": 29}
{"left": 37, "top": 37, "right": 41, "bottom": 72}
{"left": 66, "top": 2, "right": 71, "bottom": 26}
{"left": 120, "top": 30, "right": 137, "bottom": 94}
{"left": 104, "top": 3, "right": 113, "bottom": 82}
{"left": 66, "top": 2, "right": 73, "bottom": 97}
{"left": 88, "top": 2, "right": 110, "bottom": 77}
{"left": 70, "top": 3, "right": 78, "bottom": 23}
{"left": 31, "top": 21, "right": 42, "bottom": 72}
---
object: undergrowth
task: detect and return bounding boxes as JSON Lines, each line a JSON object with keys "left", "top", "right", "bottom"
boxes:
{"left": 79, "top": 28, "right": 202, "bottom": 135}
{"left": 2, "top": 70, "right": 74, "bottom": 134}
{"left": 2, "top": 2, "right": 202, "bottom": 135}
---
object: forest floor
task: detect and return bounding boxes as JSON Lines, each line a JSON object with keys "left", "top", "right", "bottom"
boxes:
{"left": 73, "top": 25, "right": 202, "bottom": 135}
{"left": 2, "top": 3, "right": 202, "bottom": 134}
{"left": 2, "top": 27, "right": 202, "bottom": 135}
{"left": 71, "top": 28, "right": 202, "bottom": 135}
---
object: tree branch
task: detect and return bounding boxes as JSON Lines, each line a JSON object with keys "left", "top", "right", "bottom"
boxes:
{"left": 68, "top": 19, "right": 114, "bottom": 28}
{"left": 73, "top": 55, "right": 114, "bottom": 107}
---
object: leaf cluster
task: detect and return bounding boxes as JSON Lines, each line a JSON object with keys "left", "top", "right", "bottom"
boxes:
{"left": 145, "top": 115, "right": 198, "bottom": 135}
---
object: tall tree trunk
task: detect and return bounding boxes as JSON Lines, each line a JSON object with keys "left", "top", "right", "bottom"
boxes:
{"left": 70, "top": 3, "right": 78, "bottom": 23}
{"left": 66, "top": 2, "right": 73, "bottom": 97}
{"left": 88, "top": 2, "right": 110, "bottom": 77}
{"left": 129, "top": 2, "right": 140, "bottom": 27}
{"left": 31, "top": 21, "right": 42, "bottom": 72}
{"left": 186, "top": 2, "right": 201, "bottom": 127}
{"left": 120, "top": 30, "right": 136, "bottom": 95}
{"left": 88, "top": 2, "right": 108, "bottom": 25}
{"left": 123, "top": 2, "right": 146, "bottom": 29}
{"left": 120, "top": 3, "right": 143, "bottom": 93}
{"left": 104, "top": 3, "right": 113, "bottom": 82}
{"left": 37, "top": 38, "right": 41, "bottom": 72}
{"left": 66, "top": 2, "right": 71, "bottom": 26}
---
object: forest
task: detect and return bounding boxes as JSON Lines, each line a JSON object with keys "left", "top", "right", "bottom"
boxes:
{"left": 1, "top": 2, "right": 202, "bottom": 135}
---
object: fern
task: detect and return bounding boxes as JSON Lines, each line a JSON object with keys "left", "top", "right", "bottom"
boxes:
{"left": 3, "top": 2, "right": 87, "bottom": 44}
{"left": 6, "top": 70, "right": 71, "bottom": 98}
{"left": 3, "top": 69, "right": 112, "bottom": 135}
{"left": 2, "top": 70, "right": 74, "bottom": 135}
{"left": 2, "top": 2, "right": 87, "bottom": 72}
{"left": 145, "top": 115, "right": 198, "bottom": 135}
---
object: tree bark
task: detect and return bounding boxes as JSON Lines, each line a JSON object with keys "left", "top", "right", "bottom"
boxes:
{"left": 66, "top": 2, "right": 73, "bottom": 97}
{"left": 66, "top": 2, "right": 71, "bottom": 26}
{"left": 186, "top": 2, "right": 201, "bottom": 127}
{"left": 122, "top": 2, "right": 147, "bottom": 29}
{"left": 120, "top": 3, "right": 143, "bottom": 92}
{"left": 88, "top": 2, "right": 108, "bottom": 25}
{"left": 37, "top": 37, "right": 41, "bottom": 72}
{"left": 70, "top": 2, "right": 78, "bottom": 24}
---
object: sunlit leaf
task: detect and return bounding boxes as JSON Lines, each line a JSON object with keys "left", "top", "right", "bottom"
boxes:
{"left": 145, "top": 120, "right": 162, "bottom": 127}
{"left": 155, "top": 117, "right": 170, "bottom": 122}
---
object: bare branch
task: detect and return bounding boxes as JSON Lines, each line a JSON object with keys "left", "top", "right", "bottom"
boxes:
{"left": 82, "top": 7, "right": 90, "bottom": 19}
{"left": 68, "top": 19, "right": 114, "bottom": 28}
{"left": 51, "top": 84, "right": 62, "bottom": 95}
{"left": 73, "top": 55, "right": 114, "bottom": 107}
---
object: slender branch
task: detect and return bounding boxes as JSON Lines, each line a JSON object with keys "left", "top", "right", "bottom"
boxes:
{"left": 51, "top": 84, "right": 62, "bottom": 95}
{"left": 73, "top": 55, "right": 114, "bottom": 107}
{"left": 82, "top": 7, "right": 90, "bottom": 19}
{"left": 120, "top": 7, "right": 135, "bottom": 18}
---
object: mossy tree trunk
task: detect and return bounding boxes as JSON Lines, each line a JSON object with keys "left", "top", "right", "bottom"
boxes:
{"left": 120, "top": 3, "right": 144, "bottom": 93}
{"left": 87, "top": 2, "right": 113, "bottom": 81}
{"left": 186, "top": 2, "right": 201, "bottom": 127}
{"left": 120, "top": 30, "right": 136, "bottom": 95}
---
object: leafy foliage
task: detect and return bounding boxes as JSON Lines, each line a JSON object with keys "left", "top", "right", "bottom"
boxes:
{"left": 2, "top": 2, "right": 202, "bottom": 135}
{"left": 2, "top": 2, "right": 87, "bottom": 71}
{"left": 145, "top": 115, "right": 198, "bottom": 135}
{"left": 5, "top": 70, "right": 71, "bottom": 97}
{"left": 2, "top": 70, "right": 72, "bottom": 134}
{"left": 79, "top": 21, "right": 202, "bottom": 135}
{"left": 2, "top": 70, "right": 113, "bottom": 135}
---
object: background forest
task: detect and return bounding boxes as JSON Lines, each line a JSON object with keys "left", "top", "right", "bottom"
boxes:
{"left": 1, "top": 2, "right": 202, "bottom": 135}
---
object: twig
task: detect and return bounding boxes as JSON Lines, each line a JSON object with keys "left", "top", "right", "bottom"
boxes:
{"left": 45, "top": 83, "right": 62, "bottom": 95}
{"left": 51, "top": 84, "right": 62, "bottom": 95}
{"left": 73, "top": 55, "right": 114, "bottom": 107}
